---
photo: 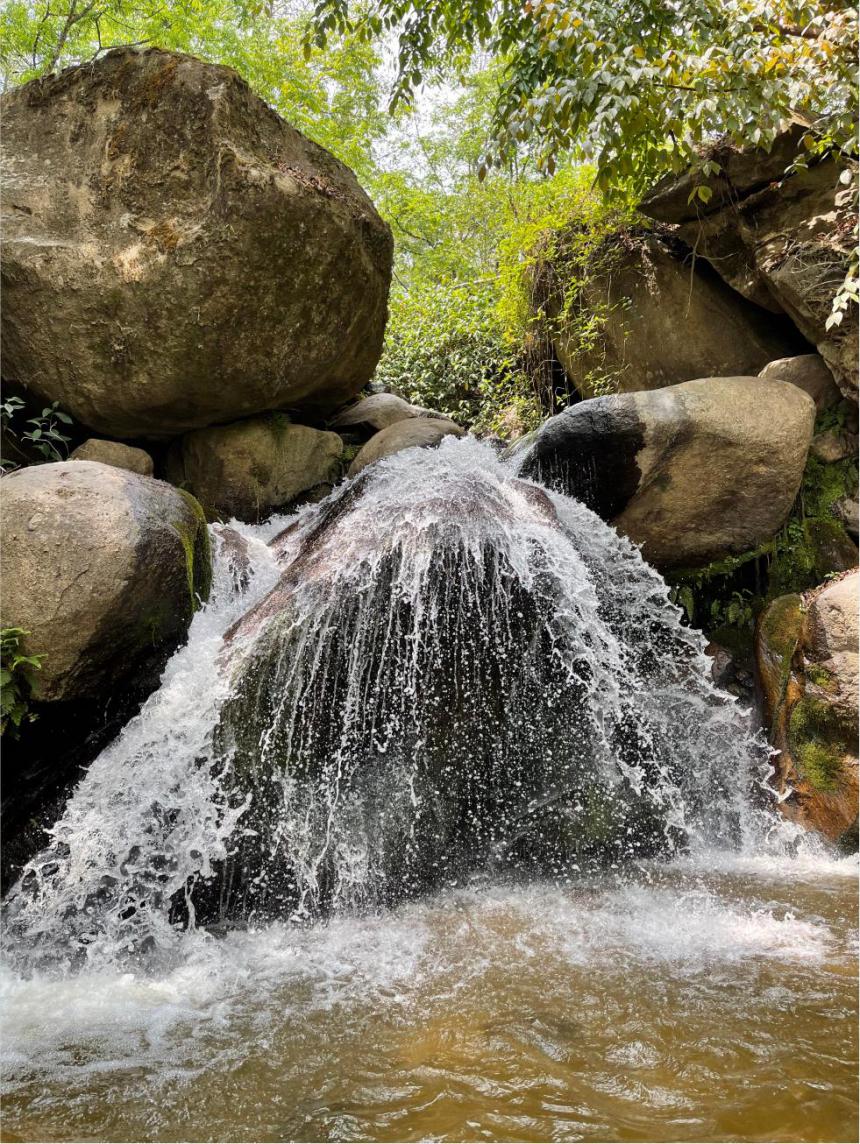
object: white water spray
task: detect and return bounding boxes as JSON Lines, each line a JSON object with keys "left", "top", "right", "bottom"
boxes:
{"left": 2, "top": 438, "right": 804, "bottom": 972}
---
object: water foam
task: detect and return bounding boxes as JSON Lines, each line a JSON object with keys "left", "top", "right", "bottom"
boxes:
{"left": 0, "top": 438, "right": 816, "bottom": 972}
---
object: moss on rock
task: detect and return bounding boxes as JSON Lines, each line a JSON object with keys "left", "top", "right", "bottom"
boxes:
{"left": 788, "top": 696, "right": 845, "bottom": 791}
{"left": 175, "top": 487, "right": 212, "bottom": 608}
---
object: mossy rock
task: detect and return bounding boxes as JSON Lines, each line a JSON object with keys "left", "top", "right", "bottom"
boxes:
{"left": 803, "top": 518, "right": 859, "bottom": 581}
{"left": 755, "top": 593, "right": 803, "bottom": 721}
{"left": 175, "top": 487, "right": 212, "bottom": 607}
{"left": 788, "top": 697, "right": 847, "bottom": 792}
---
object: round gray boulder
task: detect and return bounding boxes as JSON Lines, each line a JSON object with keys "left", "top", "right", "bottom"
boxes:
{"left": 1, "top": 48, "right": 392, "bottom": 438}
{"left": 348, "top": 419, "right": 465, "bottom": 477}
{"left": 0, "top": 461, "right": 210, "bottom": 701}
{"left": 758, "top": 355, "right": 842, "bottom": 411}
{"left": 70, "top": 439, "right": 154, "bottom": 476}
{"left": 331, "top": 394, "right": 451, "bottom": 435}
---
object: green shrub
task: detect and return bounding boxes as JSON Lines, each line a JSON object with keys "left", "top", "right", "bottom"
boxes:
{"left": 375, "top": 280, "right": 520, "bottom": 428}
{"left": 0, "top": 628, "right": 43, "bottom": 737}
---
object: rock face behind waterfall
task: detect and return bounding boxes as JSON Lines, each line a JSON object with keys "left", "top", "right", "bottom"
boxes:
{"left": 640, "top": 132, "right": 858, "bottom": 402}
{"left": 196, "top": 443, "right": 763, "bottom": 926}
{"left": 0, "top": 48, "right": 393, "bottom": 438}
{"left": 511, "top": 376, "right": 815, "bottom": 568}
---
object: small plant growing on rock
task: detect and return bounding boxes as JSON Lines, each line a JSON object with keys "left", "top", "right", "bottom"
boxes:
{"left": 21, "top": 402, "right": 74, "bottom": 462}
{"left": 1, "top": 397, "right": 74, "bottom": 470}
{"left": 0, "top": 628, "right": 44, "bottom": 737}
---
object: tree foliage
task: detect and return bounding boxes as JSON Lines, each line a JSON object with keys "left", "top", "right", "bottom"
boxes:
{"left": 2, "top": 1, "right": 855, "bottom": 433}
{"left": 312, "top": 0, "right": 858, "bottom": 192}
{"left": 372, "top": 74, "right": 627, "bottom": 431}
{"left": 0, "top": 0, "right": 389, "bottom": 175}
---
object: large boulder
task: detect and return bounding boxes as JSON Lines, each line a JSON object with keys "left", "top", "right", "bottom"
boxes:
{"left": 640, "top": 137, "right": 858, "bottom": 402}
{"left": 0, "top": 48, "right": 393, "bottom": 438}
{"left": 511, "top": 376, "right": 815, "bottom": 568}
{"left": 166, "top": 415, "right": 344, "bottom": 522}
{"left": 548, "top": 233, "right": 801, "bottom": 399}
{"left": 70, "top": 438, "right": 154, "bottom": 476}
{"left": 755, "top": 572, "right": 858, "bottom": 846}
{"left": 348, "top": 419, "right": 465, "bottom": 477}
{"left": 0, "top": 460, "right": 210, "bottom": 701}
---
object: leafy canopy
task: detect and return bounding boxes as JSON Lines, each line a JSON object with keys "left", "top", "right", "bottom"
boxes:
{"left": 0, "top": 0, "right": 389, "bottom": 176}
{"left": 311, "top": 0, "right": 858, "bottom": 193}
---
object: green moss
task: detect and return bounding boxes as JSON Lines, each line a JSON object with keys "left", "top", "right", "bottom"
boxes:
{"left": 796, "top": 740, "right": 843, "bottom": 791}
{"left": 758, "top": 593, "right": 804, "bottom": 706}
{"left": 806, "top": 663, "right": 837, "bottom": 692}
{"left": 671, "top": 437, "right": 858, "bottom": 641}
{"left": 175, "top": 488, "right": 212, "bottom": 609}
{"left": 789, "top": 696, "right": 845, "bottom": 791}
{"left": 760, "top": 594, "right": 803, "bottom": 659}
{"left": 265, "top": 411, "right": 293, "bottom": 436}
{"left": 670, "top": 543, "right": 772, "bottom": 585}
{"left": 802, "top": 453, "right": 856, "bottom": 518}
{"left": 804, "top": 518, "right": 858, "bottom": 581}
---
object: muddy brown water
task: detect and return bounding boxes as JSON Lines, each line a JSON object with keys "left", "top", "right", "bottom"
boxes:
{"left": 1, "top": 855, "right": 856, "bottom": 1143}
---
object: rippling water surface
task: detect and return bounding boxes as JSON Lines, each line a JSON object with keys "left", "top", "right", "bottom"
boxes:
{"left": 2, "top": 854, "right": 856, "bottom": 1142}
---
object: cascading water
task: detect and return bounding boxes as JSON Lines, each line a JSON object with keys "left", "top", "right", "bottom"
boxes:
{"left": 3, "top": 438, "right": 792, "bottom": 970}
{"left": 2, "top": 437, "right": 856, "bottom": 1144}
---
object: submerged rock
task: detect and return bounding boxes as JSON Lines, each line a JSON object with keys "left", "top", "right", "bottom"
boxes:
{"left": 511, "top": 376, "right": 815, "bottom": 568}
{"left": 755, "top": 571, "right": 859, "bottom": 846}
{"left": 166, "top": 415, "right": 343, "bottom": 522}
{"left": 548, "top": 233, "right": 800, "bottom": 399}
{"left": 348, "top": 418, "right": 465, "bottom": 476}
{"left": 0, "top": 460, "right": 210, "bottom": 701}
{"left": 70, "top": 439, "right": 154, "bottom": 476}
{"left": 0, "top": 47, "right": 393, "bottom": 437}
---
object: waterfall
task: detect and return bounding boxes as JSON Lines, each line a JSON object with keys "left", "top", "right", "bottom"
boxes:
{"left": 2, "top": 437, "right": 790, "bottom": 973}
